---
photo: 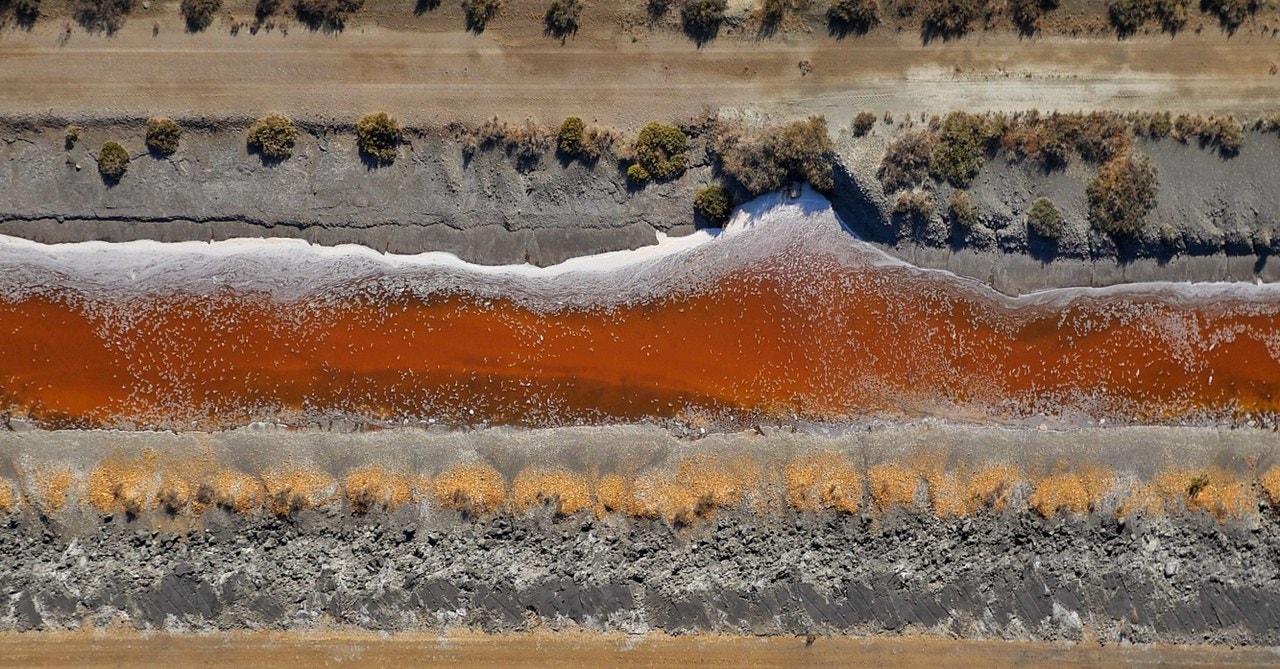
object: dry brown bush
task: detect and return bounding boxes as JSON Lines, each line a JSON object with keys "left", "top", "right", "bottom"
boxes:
{"left": 867, "top": 463, "right": 921, "bottom": 512}
{"left": 511, "top": 468, "right": 593, "bottom": 515}
{"left": 783, "top": 453, "right": 862, "bottom": 514}
{"left": 344, "top": 468, "right": 413, "bottom": 514}
{"left": 1029, "top": 469, "right": 1112, "bottom": 517}
{"left": 433, "top": 463, "right": 507, "bottom": 514}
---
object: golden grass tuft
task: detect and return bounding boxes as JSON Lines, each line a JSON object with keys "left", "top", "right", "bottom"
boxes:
{"left": 34, "top": 469, "right": 75, "bottom": 514}
{"left": 1259, "top": 467, "right": 1280, "bottom": 507}
{"left": 344, "top": 467, "right": 414, "bottom": 514}
{"left": 783, "top": 453, "right": 861, "bottom": 514}
{"left": 1029, "top": 468, "right": 1113, "bottom": 518}
{"left": 0, "top": 479, "right": 15, "bottom": 513}
{"left": 867, "top": 463, "right": 921, "bottom": 512}
{"left": 156, "top": 477, "right": 194, "bottom": 515}
{"left": 195, "top": 470, "right": 265, "bottom": 515}
{"left": 1144, "top": 469, "right": 1254, "bottom": 520}
{"left": 433, "top": 463, "right": 507, "bottom": 515}
{"left": 262, "top": 470, "right": 339, "bottom": 517}
{"left": 87, "top": 451, "right": 159, "bottom": 515}
{"left": 630, "top": 455, "right": 760, "bottom": 524}
{"left": 511, "top": 468, "right": 593, "bottom": 516}
{"left": 930, "top": 465, "right": 1022, "bottom": 516}
{"left": 594, "top": 473, "right": 633, "bottom": 517}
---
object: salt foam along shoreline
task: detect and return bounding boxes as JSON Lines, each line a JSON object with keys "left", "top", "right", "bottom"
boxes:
{"left": 0, "top": 187, "right": 1277, "bottom": 308}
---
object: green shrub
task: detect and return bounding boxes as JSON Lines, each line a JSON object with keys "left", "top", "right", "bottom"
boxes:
{"left": 828, "top": 0, "right": 879, "bottom": 33}
{"left": 1108, "top": 0, "right": 1188, "bottom": 35}
{"left": 1009, "top": 0, "right": 1058, "bottom": 33}
{"left": 1026, "top": 196, "right": 1064, "bottom": 238}
{"left": 949, "top": 190, "right": 978, "bottom": 229}
{"left": 64, "top": 125, "right": 82, "bottom": 150}
{"left": 1200, "top": 0, "right": 1256, "bottom": 32}
{"left": 920, "top": 0, "right": 978, "bottom": 39}
{"left": 631, "top": 122, "right": 689, "bottom": 183}
{"left": 356, "top": 112, "right": 401, "bottom": 164}
{"left": 557, "top": 116, "right": 586, "bottom": 156}
{"left": 682, "top": 0, "right": 727, "bottom": 40}
{"left": 12, "top": 0, "right": 40, "bottom": 23}
{"left": 180, "top": 0, "right": 221, "bottom": 31}
{"left": 851, "top": 111, "right": 876, "bottom": 137}
{"left": 929, "top": 111, "right": 995, "bottom": 188}
{"left": 247, "top": 112, "right": 299, "bottom": 160}
{"left": 893, "top": 191, "right": 935, "bottom": 223}
{"left": 715, "top": 117, "right": 835, "bottom": 194}
{"left": 694, "top": 185, "right": 732, "bottom": 225}
{"left": 544, "top": 0, "right": 580, "bottom": 38}
{"left": 97, "top": 141, "right": 130, "bottom": 181}
{"left": 255, "top": 0, "right": 280, "bottom": 18}
{"left": 145, "top": 117, "right": 181, "bottom": 156}
{"left": 760, "top": 0, "right": 787, "bottom": 26}
{"left": 294, "top": 0, "right": 362, "bottom": 29}
{"left": 462, "top": 0, "right": 503, "bottom": 31}
{"left": 74, "top": 0, "right": 133, "bottom": 33}
{"left": 878, "top": 130, "right": 934, "bottom": 192}
{"left": 1087, "top": 152, "right": 1158, "bottom": 238}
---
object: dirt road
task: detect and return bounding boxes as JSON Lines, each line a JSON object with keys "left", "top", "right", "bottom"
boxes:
{"left": 2, "top": 631, "right": 1278, "bottom": 669}
{"left": 1, "top": 15, "right": 1277, "bottom": 129}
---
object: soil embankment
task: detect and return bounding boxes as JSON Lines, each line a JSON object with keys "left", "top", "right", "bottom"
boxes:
{"left": 2, "top": 425, "right": 1280, "bottom": 644}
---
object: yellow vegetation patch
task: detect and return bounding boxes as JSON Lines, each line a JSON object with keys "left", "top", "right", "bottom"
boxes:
{"left": 0, "top": 479, "right": 15, "bottom": 513}
{"left": 594, "top": 473, "right": 632, "bottom": 517}
{"left": 1029, "top": 468, "right": 1113, "bottom": 518}
{"left": 34, "top": 469, "right": 75, "bottom": 513}
{"left": 262, "top": 470, "right": 339, "bottom": 517}
{"left": 630, "top": 455, "right": 760, "bottom": 524}
{"left": 1146, "top": 469, "right": 1254, "bottom": 520}
{"left": 195, "top": 470, "right": 265, "bottom": 515}
{"left": 783, "top": 453, "right": 861, "bottom": 514}
{"left": 511, "top": 468, "right": 593, "bottom": 516}
{"left": 344, "top": 467, "right": 413, "bottom": 514}
{"left": 1259, "top": 467, "right": 1280, "bottom": 507}
{"left": 867, "top": 463, "right": 921, "bottom": 512}
{"left": 433, "top": 463, "right": 507, "bottom": 514}
{"left": 87, "top": 451, "right": 159, "bottom": 515}
{"left": 931, "top": 465, "right": 1022, "bottom": 516}
{"left": 156, "top": 477, "right": 194, "bottom": 515}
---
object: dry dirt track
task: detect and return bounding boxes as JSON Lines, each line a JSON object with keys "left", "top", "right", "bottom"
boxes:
{"left": 2, "top": 631, "right": 1279, "bottom": 668}
{"left": 1, "top": 18, "right": 1278, "bottom": 129}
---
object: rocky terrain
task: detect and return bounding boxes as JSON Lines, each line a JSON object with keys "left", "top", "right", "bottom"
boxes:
{"left": 2, "top": 425, "right": 1279, "bottom": 642}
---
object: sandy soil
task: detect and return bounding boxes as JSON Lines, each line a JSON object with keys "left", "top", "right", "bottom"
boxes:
{"left": 1, "top": 3, "right": 1277, "bottom": 129}
{"left": 1, "top": 630, "right": 1277, "bottom": 668}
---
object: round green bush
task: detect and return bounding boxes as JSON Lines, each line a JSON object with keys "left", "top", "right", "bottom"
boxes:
{"left": 828, "top": 0, "right": 879, "bottom": 33}
{"left": 247, "top": 112, "right": 299, "bottom": 161}
{"left": 145, "top": 117, "right": 181, "bottom": 156}
{"left": 557, "top": 116, "right": 585, "bottom": 156}
{"left": 633, "top": 121, "right": 689, "bottom": 183}
{"left": 1026, "top": 196, "right": 1064, "bottom": 239}
{"left": 694, "top": 185, "right": 731, "bottom": 225}
{"left": 97, "top": 141, "right": 130, "bottom": 181}
{"left": 949, "top": 190, "right": 979, "bottom": 229}
{"left": 356, "top": 112, "right": 401, "bottom": 164}
{"left": 180, "top": 0, "right": 222, "bottom": 31}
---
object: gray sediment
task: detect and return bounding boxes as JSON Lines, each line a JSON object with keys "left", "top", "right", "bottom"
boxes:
{"left": 4, "top": 121, "right": 1280, "bottom": 293}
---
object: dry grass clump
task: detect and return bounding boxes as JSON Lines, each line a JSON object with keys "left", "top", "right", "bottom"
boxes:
{"left": 87, "top": 451, "right": 158, "bottom": 516}
{"left": 711, "top": 116, "right": 835, "bottom": 194}
{"left": 928, "top": 465, "right": 1022, "bottom": 516}
{"left": 0, "top": 480, "right": 16, "bottom": 513}
{"left": 630, "top": 456, "right": 760, "bottom": 524}
{"left": 867, "top": 463, "right": 922, "bottom": 512}
{"left": 1170, "top": 114, "right": 1244, "bottom": 157}
{"left": 783, "top": 453, "right": 862, "bottom": 514}
{"left": 1086, "top": 151, "right": 1158, "bottom": 238}
{"left": 433, "top": 463, "right": 507, "bottom": 515}
{"left": 34, "top": 469, "right": 75, "bottom": 514}
{"left": 511, "top": 468, "right": 593, "bottom": 516}
{"left": 463, "top": 117, "right": 555, "bottom": 168}
{"left": 195, "top": 470, "right": 265, "bottom": 514}
{"left": 593, "top": 473, "right": 633, "bottom": 517}
{"left": 878, "top": 130, "right": 935, "bottom": 192}
{"left": 1148, "top": 469, "right": 1253, "bottom": 520}
{"left": 1029, "top": 468, "right": 1112, "bottom": 517}
{"left": 556, "top": 116, "right": 619, "bottom": 163}
{"left": 262, "top": 470, "right": 338, "bottom": 517}
{"left": 156, "top": 477, "right": 194, "bottom": 515}
{"left": 344, "top": 467, "right": 413, "bottom": 514}
{"left": 1259, "top": 467, "right": 1280, "bottom": 507}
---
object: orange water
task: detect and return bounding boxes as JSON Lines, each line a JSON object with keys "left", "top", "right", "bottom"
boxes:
{"left": 2, "top": 246, "right": 1279, "bottom": 429}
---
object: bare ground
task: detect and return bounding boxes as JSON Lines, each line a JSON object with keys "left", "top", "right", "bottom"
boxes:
{"left": 0, "top": 1, "right": 1278, "bottom": 130}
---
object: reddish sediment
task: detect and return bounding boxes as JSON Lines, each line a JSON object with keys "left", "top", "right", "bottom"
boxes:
{"left": 2, "top": 235, "right": 1279, "bottom": 428}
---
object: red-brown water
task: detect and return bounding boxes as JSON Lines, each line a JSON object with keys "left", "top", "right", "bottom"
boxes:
{"left": 2, "top": 222, "right": 1279, "bottom": 429}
